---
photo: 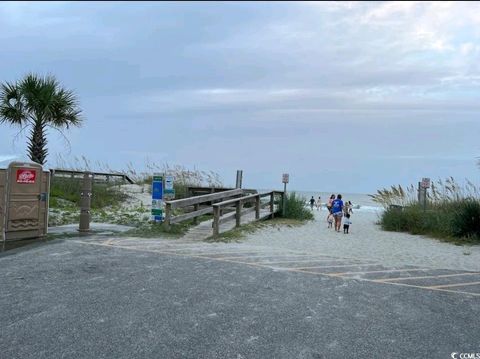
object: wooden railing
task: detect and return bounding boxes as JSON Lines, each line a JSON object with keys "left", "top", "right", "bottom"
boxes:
{"left": 212, "top": 191, "right": 284, "bottom": 237}
{"left": 50, "top": 169, "right": 134, "bottom": 184}
{"left": 187, "top": 186, "right": 258, "bottom": 197}
{"left": 164, "top": 188, "right": 244, "bottom": 227}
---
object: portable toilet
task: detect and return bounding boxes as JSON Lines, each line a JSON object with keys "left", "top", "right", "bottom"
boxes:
{"left": 0, "top": 162, "right": 50, "bottom": 241}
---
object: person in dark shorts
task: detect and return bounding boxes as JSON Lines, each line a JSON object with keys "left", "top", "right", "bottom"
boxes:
{"left": 343, "top": 213, "right": 352, "bottom": 234}
{"left": 309, "top": 196, "right": 315, "bottom": 210}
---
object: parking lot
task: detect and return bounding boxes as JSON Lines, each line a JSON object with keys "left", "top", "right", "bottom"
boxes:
{"left": 1, "top": 236, "right": 479, "bottom": 358}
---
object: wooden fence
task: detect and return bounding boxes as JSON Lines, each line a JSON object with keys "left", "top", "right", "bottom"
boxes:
{"left": 164, "top": 188, "right": 244, "bottom": 227}
{"left": 212, "top": 191, "right": 284, "bottom": 237}
{"left": 50, "top": 169, "right": 134, "bottom": 184}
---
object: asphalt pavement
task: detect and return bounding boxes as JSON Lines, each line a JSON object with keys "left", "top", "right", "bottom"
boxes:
{"left": 1, "top": 238, "right": 479, "bottom": 359}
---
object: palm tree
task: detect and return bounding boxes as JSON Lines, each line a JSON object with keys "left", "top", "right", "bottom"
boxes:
{"left": 0, "top": 73, "right": 82, "bottom": 165}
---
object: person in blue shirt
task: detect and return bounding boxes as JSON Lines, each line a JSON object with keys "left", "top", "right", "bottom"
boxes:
{"left": 331, "top": 194, "right": 344, "bottom": 232}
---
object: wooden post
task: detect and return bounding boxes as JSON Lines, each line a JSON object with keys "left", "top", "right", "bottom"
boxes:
{"left": 193, "top": 203, "right": 199, "bottom": 224}
{"left": 79, "top": 172, "right": 93, "bottom": 233}
{"left": 255, "top": 195, "right": 260, "bottom": 220}
{"left": 213, "top": 206, "right": 220, "bottom": 237}
{"left": 270, "top": 192, "right": 274, "bottom": 219}
{"left": 236, "top": 170, "right": 243, "bottom": 189}
{"left": 164, "top": 203, "right": 172, "bottom": 229}
{"left": 236, "top": 200, "right": 241, "bottom": 227}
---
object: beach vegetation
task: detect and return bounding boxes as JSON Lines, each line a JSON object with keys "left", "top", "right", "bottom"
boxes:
{"left": 371, "top": 178, "right": 480, "bottom": 242}
{"left": 279, "top": 192, "right": 314, "bottom": 221}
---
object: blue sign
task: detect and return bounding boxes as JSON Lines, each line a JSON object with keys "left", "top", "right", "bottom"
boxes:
{"left": 152, "top": 178, "right": 163, "bottom": 200}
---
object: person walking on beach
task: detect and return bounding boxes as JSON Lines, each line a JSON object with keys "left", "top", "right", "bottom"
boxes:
{"left": 343, "top": 213, "right": 352, "bottom": 234}
{"left": 316, "top": 196, "right": 322, "bottom": 211}
{"left": 309, "top": 196, "right": 315, "bottom": 211}
{"left": 326, "top": 194, "right": 335, "bottom": 217}
{"left": 331, "top": 194, "right": 344, "bottom": 232}
{"left": 348, "top": 201, "right": 353, "bottom": 214}
{"left": 327, "top": 213, "right": 334, "bottom": 228}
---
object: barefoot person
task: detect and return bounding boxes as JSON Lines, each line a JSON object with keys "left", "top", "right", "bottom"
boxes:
{"left": 331, "top": 194, "right": 344, "bottom": 232}
{"left": 326, "top": 194, "right": 335, "bottom": 220}
{"left": 316, "top": 196, "right": 322, "bottom": 211}
{"left": 309, "top": 196, "right": 315, "bottom": 211}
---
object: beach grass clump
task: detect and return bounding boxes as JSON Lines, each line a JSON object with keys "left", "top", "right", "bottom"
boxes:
{"left": 373, "top": 177, "right": 480, "bottom": 242}
{"left": 49, "top": 177, "right": 128, "bottom": 210}
{"left": 279, "top": 192, "right": 314, "bottom": 221}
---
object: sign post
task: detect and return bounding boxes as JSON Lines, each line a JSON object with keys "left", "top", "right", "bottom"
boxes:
{"left": 419, "top": 177, "right": 430, "bottom": 212}
{"left": 151, "top": 174, "right": 164, "bottom": 222}
{"left": 236, "top": 170, "right": 243, "bottom": 189}
{"left": 282, "top": 173, "right": 289, "bottom": 217}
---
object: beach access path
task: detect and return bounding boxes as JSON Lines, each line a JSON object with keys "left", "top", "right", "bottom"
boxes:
{"left": 243, "top": 209, "right": 480, "bottom": 273}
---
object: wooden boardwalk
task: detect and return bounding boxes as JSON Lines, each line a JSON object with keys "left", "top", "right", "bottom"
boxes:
{"left": 182, "top": 207, "right": 274, "bottom": 241}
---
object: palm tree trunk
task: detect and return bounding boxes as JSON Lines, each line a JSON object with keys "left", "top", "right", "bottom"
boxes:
{"left": 27, "top": 120, "right": 48, "bottom": 165}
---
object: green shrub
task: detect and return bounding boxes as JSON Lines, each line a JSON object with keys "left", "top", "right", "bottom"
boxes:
{"left": 379, "top": 199, "right": 480, "bottom": 242}
{"left": 279, "top": 192, "right": 314, "bottom": 221}
{"left": 449, "top": 200, "right": 480, "bottom": 239}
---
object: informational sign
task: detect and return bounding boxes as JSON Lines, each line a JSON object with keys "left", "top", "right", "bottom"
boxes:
{"left": 16, "top": 169, "right": 36, "bottom": 184}
{"left": 421, "top": 178, "right": 431, "bottom": 189}
{"left": 164, "top": 175, "right": 175, "bottom": 200}
{"left": 282, "top": 173, "right": 289, "bottom": 184}
{"left": 165, "top": 176, "right": 174, "bottom": 190}
{"left": 151, "top": 174, "right": 164, "bottom": 222}
{"left": 152, "top": 175, "right": 164, "bottom": 200}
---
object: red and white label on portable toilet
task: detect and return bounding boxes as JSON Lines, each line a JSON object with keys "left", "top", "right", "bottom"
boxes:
{"left": 16, "top": 169, "right": 36, "bottom": 184}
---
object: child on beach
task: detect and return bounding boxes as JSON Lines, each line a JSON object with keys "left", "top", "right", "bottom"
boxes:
{"left": 343, "top": 213, "right": 352, "bottom": 234}
{"left": 327, "top": 213, "right": 334, "bottom": 228}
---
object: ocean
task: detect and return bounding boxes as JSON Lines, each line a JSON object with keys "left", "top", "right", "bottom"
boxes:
{"left": 291, "top": 191, "right": 383, "bottom": 213}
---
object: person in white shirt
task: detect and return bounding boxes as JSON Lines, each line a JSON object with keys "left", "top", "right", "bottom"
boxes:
{"left": 343, "top": 213, "right": 352, "bottom": 234}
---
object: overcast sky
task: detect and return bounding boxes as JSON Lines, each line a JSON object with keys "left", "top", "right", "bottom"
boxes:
{"left": 1, "top": 1, "right": 479, "bottom": 193}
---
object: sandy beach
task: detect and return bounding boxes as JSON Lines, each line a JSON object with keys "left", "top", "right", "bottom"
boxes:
{"left": 242, "top": 208, "right": 480, "bottom": 272}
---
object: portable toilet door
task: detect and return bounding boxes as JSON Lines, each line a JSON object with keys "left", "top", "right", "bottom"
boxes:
{"left": 4, "top": 162, "right": 50, "bottom": 241}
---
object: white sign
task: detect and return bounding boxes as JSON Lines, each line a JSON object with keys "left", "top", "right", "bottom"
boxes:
{"left": 421, "top": 178, "right": 431, "bottom": 188}
{"left": 165, "top": 175, "right": 174, "bottom": 190}
{"left": 282, "top": 173, "right": 289, "bottom": 184}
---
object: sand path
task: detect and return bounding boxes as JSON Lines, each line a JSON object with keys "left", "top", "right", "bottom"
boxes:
{"left": 242, "top": 209, "right": 480, "bottom": 272}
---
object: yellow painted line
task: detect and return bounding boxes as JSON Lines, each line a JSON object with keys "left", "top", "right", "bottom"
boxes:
{"left": 330, "top": 268, "right": 426, "bottom": 276}
{"left": 218, "top": 253, "right": 321, "bottom": 260}
{"left": 192, "top": 250, "right": 288, "bottom": 256}
{"left": 377, "top": 272, "right": 480, "bottom": 282}
{"left": 73, "top": 240, "right": 275, "bottom": 269}
{"left": 294, "top": 263, "right": 381, "bottom": 270}
{"left": 289, "top": 268, "right": 480, "bottom": 297}
{"left": 426, "top": 281, "right": 480, "bottom": 289}
{"left": 73, "top": 240, "right": 480, "bottom": 298}
{"left": 255, "top": 258, "right": 370, "bottom": 265}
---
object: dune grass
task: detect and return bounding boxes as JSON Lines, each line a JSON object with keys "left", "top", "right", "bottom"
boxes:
{"left": 371, "top": 178, "right": 480, "bottom": 243}
{"left": 279, "top": 192, "right": 314, "bottom": 221}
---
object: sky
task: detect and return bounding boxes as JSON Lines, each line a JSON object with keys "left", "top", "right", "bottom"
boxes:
{"left": 1, "top": 1, "right": 479, "bottom": 193}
